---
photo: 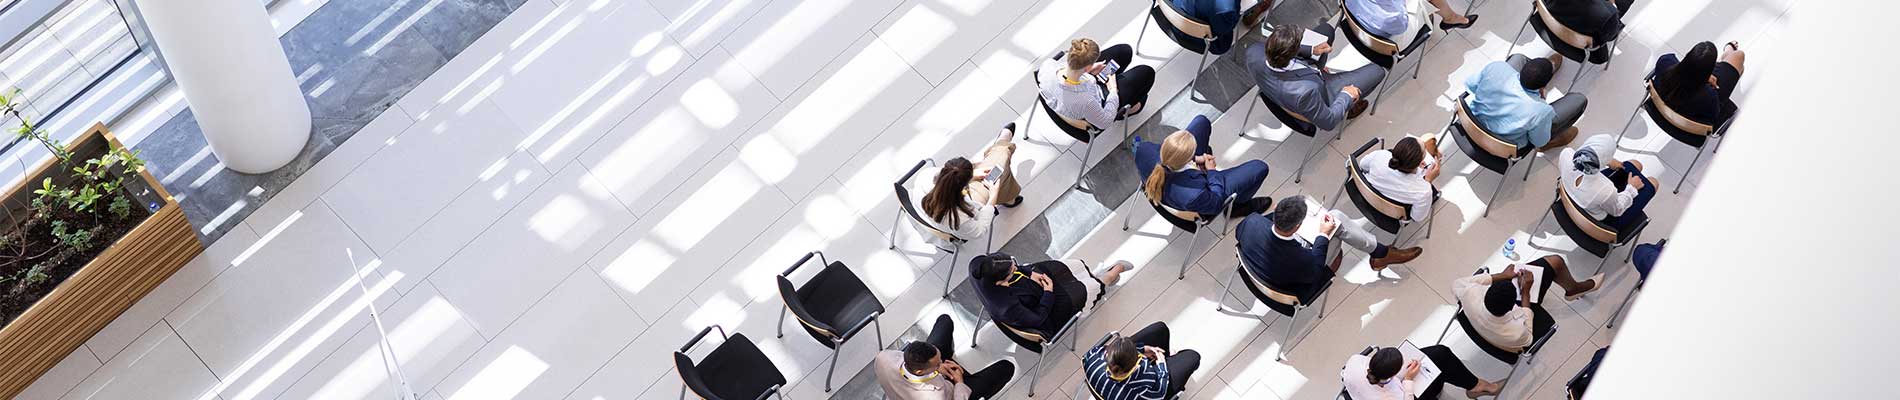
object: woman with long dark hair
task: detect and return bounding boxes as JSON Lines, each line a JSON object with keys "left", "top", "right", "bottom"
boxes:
{"left": 1650, "top": 41, "right": 1747, "bottom": 124}
{"left": 914, "top": 124, "right": 1024, "bottom": 249}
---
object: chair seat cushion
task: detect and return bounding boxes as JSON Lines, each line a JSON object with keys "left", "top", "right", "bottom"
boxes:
{"left": 1455, "top": 313, "right": 1522, "bottom": 364}
{"left": 692, "top": 333, "right": 788, "bottom": 400}
{"left": 997, "top": 322, "right": 1048, "bottom": 353}
{"left": 1344, "top": 181, "right": 1405, "bottom": 234}
{"left": 1548, "top": 199, "right": 1612, "bottom": 257}
{"left": 795, "top": 262, "right": 885, "bottom": 347}
{"left": 1261, "top": 92, "right": 1318, "bottom": 136}
{"left": 1151, "top": 202, "right": 1203, "bottom": 233}
{"left": 1450, "top": 123, "right": 1512, "bottom": 174}
{"left": 1648, "top": 104, "right": 1710, "bottom": 148}
{"left": 1530, "top": 16, "right": 1599, "bottom": 64}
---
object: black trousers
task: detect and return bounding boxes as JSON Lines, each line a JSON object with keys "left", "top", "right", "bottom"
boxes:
{"left": 1097, "top": 44, "right": 1157, "bottom": 118}
{"left": 1127, "top": 322, "right": 1201, "bottom": 398}
{"left": 1417, "top": 344, "right": 1483, "bottom": 399}
{"left": 928, "top": 315, "right": 1016, "bottom": 399}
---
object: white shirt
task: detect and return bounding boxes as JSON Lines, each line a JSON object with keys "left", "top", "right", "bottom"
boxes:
{"left": 908, "top": 181, "right": 995, "bottom": 251}
{"left": 1356, "top": 137, "right": 1436, "bottom": 222}
{"left": 1037, "top": 57, "right": 1119, "bottom": 129}
{"left": 1452, "top": 274, "right": 1533, "bottom": 352}
{"left": 1559, "top": 134, "right": 1636, "bottom": 220}
{"left": 1342, "top": 353, "right": 1416, "bottom": 400}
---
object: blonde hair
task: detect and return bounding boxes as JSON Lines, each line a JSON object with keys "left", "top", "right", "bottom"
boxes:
{"left": 1143, "top": 130, "right": 1197, "bottom": 204}
{"left": 1065, "top": 38, "right": 1100, "bottom": 72}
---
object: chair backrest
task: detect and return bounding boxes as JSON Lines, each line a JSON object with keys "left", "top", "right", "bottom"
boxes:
{"left": 1455, "top": 93, "right": 1522, "bottom": 159}
{"left": 1154, "top": 0, "right": 1214, "bottom": 39}
{"left": 776, "top": 252, "right": 841, "bottom": 339}
{"left": 1557, "top": 184, "right": 1619, "bottom": 244}
{"left": 1644, "top": 81, "right": 1717, "bottom": 136}
{"left": 1239, "top": 255, "right": 1303, "bottom": 306}
{"left": 894, "top": 159, "right": 968, "bottom": 246}
{"left": 1259, "top": 92, "right": 1318, "bottom": 136}
{"left": 1345, "top": 138, "right": 1411, "bottom": 221}
{"left": 998, "top": 320, "right": 1047, "bottom": 343}
{"left": 1340, "top": 1, "right": 1399, "bottom": 55}
{"left": 1534, "top": 0, "right": 1596, "bottom": 49}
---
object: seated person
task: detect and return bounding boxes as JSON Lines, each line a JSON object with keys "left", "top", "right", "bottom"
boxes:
{"left": 1464, "top": 53, "right": 1586, "bottom": 151}
{"left": 1163, "top": 0, "right": 1275, "bottom": 55}
{"left": 1560, "top": 133, "right": 1658, "bottom": 234}
{"left": 1342, "top": 344, "right": 1504, "bottom": 399}
{"left": 1344, "top": 0, "right": 1479, "bottom": 39}
{"left": 1238, "top": 196, "right": 1423, "bottom": 300}
{"left": 876, "top": 314, "right": 1017, "bottom": 400}
{"left": 1632, "top": 238, "right": 1665, "bottom": 279}
{"left": 1133, "top": 115, "right": 1273, "bottom": 218}
{"left": 1356, "top": 134, "right": 1444, "bottom": 222}
{"left": 1082, "top": 322, "right": 1201, "bottom": 400}
{"left": 1544, "top": 0, "right": 1634, "bottom": 63}
{"left": 1038, "top": 38, "right": 1157, "bottom": 128}
{"left": 1649, "top": 41, "right": 1746, "bottom": 125}
{"left": 913, "top": 123, "right": 1024, "bottom": 249}
{"left": 1247, "top": 22, "right": 1386, "bottom": 131}
{"left": 970, "top": 253, "right": 1129, "bottom": 336}
{"left": 1452, "top": 255, "right": 1602, "bottom": 352}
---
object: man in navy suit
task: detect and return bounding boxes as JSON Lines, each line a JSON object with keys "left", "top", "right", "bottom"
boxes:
{"left": 1236, "top": 196, "right": 1421, "bottom": 298}
{"left": 1132, "top": 115, "right": 1273, "bottom": 218}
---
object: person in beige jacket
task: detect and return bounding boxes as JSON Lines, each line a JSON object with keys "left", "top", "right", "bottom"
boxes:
{"left": 875, "top": 315, "right": 1016, "bottom": 399}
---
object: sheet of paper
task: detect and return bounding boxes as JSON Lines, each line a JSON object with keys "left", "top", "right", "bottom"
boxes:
{"left": 1512, "top": 265, "right": 1547, "bottom": 304}
{"left": 1400, "top": 341, "right": 1441, "bottom": 397}
{"left": 1302, "top": 29, "right": 1329, "bottom": 47}
{"left": 1294, "top": 196, "right": 1329, "bottom": 243}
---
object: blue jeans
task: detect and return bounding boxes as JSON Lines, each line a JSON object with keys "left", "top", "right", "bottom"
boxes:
{"left": 1600, "top": 161, "right": 1655, "bottom": 234}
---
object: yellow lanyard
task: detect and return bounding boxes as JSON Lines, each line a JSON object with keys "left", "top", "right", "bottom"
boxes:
{"left": 1005, "top": 271, "right": 1029, "bottom": 285}
{"left": 903, "top": 369, "right": 938, "bottom": 384}
{"left": 1063, "top": 70, "right": 1085, "bottom": 86}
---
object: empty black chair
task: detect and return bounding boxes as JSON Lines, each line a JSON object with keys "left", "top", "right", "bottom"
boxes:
{"left": 1506, "top": 0, "right": 1619, "bottom": 91}
{"left": 1534, "top": 183, "right": 1648, "bottom": 272}
{"left": 1240, "top": 90, "right": 1337, "bottom": 183}
{"left": 1029, "top": 51, "right": 1134, "bottom": 189}
{"left": 775, "top": 251, "right": 884, "bottom": 392}
{"left": 676, "top": 325, "right": 786, "bottom": 400}
{"left": 1338, "top": 0, "right": 1435, "bottom": 115}
{"left": 1614, "top": 79, "right": 1738, "bottom": 194}
{"left": 1436, "top": 267, "right": 1559, "bottom": 398}
{"left": 889, "top": 158, "right": 993, "bottom": 297}
{"left": 1137, "top": 0, "right": 1218, "bottom": 93}
{"left": 1121, "top": 191, "right": 1239, "bottom": 280}
{"left": 1331, "top": 137, "right": 1437, "bottom": 247}
{"left": 1217, "top": 247, "right": 1331, "bottom": 360}
{"left": 1445, "top": 92, "right": 1537, "bottom": 217}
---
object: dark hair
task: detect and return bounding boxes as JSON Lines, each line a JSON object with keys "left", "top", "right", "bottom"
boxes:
{"left": 1271, "top": 196, "right": 1307, "bottom": 233}
{"left": 1264, "top": 24, "right": 1303, "bottom": 69}
{"left": 1659, "top": 42, "right": 1719, "bottom": 103}
{"left": 1104, "top": 334, "right": 1140, "bottom": 376}
{"left": 1485, "top": 278, "right": 1519, "bottom": 316}
{"left": 902, "top": 341, "right": 940, "bottom": 374}
{"left": 971, "top": 253, "right": 1013, "bottom": 283}
{"left": 922, "top": 158, "right": 976, "bottom": 228}
{"left": 1367, "top": 347, "right": 1403, "bottom": 382}
{"left": 1388, "top": 137, "right": 1425, "bottom": 174}
{"left": 1518, "top": 58, "right": 1553, "bottom": 91}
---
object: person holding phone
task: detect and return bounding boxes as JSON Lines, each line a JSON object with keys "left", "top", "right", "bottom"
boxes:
{"left": 1037, "top": 38, "right": 1157, "bottom": 129}
{"left": 1343, "top": 345, "right": 1503, "bottom": 399}
{"left": 969, "top": 253, "right": 1129, "bottom": 337}
{"left": 914, "top": 123, "right": 1025, "bottom": 250}
{"left": 1082, "top": 322, "right": 1201, "bottom": 400}
{"left": 1560, "top": 133, "right": 1657, "bottom": 234}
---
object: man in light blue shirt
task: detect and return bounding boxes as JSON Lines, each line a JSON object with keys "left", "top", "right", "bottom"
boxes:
{"left": 1344, "top": 0, "right": 1479, "bottom": 38}
{"left": 1461, "top": 54, "right": 1586, "bottom": 151}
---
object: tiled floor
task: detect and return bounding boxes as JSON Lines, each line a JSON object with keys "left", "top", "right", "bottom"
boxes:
{"left": 27, "top": 0, "right": 1797, "bottom": 398}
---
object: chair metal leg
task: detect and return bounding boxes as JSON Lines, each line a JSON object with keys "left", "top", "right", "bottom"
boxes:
{"left": 1676, "top": 144, "right": 1704, "bottom": 194}
{"left": 1371, "top": 74, "right": 1391, "bottom": 115}
{"left": 1295, "top": 132, "right": 1321, "bottom": 183}
{"left": 1523, "top": 154, "right": 1535, "bottom": 181}
{"left": 1179, "top": 228, "right": 1202, "bottom": 280}
{"left": 1240, "top": 98, "right": 1257, "bottom": 137}
{"left": 776, "top": 307, "right": 787, "bottom": 338}
{"left": 1483, "top": 161, "right": 1510, "bottom": 217}
{"left": 943, "top": 247, "right": 960, "bottom": 297}
{"left": 1277, "top": 311, "right": 1297, "bottom": 361}
{"left": 824, "top": 344, "right": 840, "bottom": 392}
{"left": 1615, "top": 102, "right": 1642, "bottom": 144}
{"left": 1029, "top": 349, "right": 1050, "bottom": 397}
{"left": 1216, "top": 267, "right": 1238, "bottom": 311}
{"left": 972, "top": 319, "right": 984, "bottom": 348}
{"left": 1024, "top": 98, "right": 1038, "bottom": 141}
{"left": 1075, "top": 138, "right": 1095, "bottom": 189}
{"left": 888, "top": 207, "right": 902, "bottom": 250}
{"left": 1136, "top": 11, "right": 1151, "bottom": 56}
{"left": 1567, "top": 58, "right": 1586, "bottom": 93}
{"left": 1505, "top": 18, "right": 1530, "bottom": 58}
{"left": 1607, "top": 281, "right": 1641, "bottom": 329}
{"left": 1436, "top": 316, "right": 1454, "bottom": 344}
{"left": 875, "top": 318, "right": 885, "bottom": 350}
{"left": 1122, "top": 201, "right": 1134, "bottom": 231}
{"left": 1189, "top": 39, "right": 1211, "bottom": 100}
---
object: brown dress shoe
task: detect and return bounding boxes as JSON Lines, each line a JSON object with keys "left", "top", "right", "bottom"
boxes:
{"left": 1369, "top": 247, "right": 1423, "bottom": 270}
{"left": 1347, "top": 99, "right": 1370, "bottom": 119}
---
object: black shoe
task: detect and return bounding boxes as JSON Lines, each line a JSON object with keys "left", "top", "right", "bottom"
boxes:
{"left": 1001, "top": 196, "right": 1024, "bottom": 208}
{"left": 1439, "top": 14, "right": 1478, "bottom": 30}
{"left": 1004, "top": 122, "right": 1018, "bottom": 139}
{"left": 1229, "top": 196, "right": 1273, "bottom": 219}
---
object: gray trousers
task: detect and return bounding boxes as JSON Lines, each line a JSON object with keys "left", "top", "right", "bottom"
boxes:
{"left": 1325, "top": 210, "right": 1382, "bottom": 255}
{"left": 1319, "top": 23, "right": 1390, "bottom": 98}
{"left": 1506, "top": 54, "right": 1588, "bottom": 133}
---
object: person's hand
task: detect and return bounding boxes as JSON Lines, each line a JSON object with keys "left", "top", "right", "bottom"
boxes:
{"left": 1087, "top": 62, "right": 1108, "bottom": 74}
{"left": 1707, "top": 75, "right": 1720, "bottom": 89}
{"left": 1312, "top": 42, "right": 1332, "bottom": 57}
{"left": 1195, "top": 154, "right": 1217, "bottom": 170}
{"left": 940, "top": 360, "right": 965, "bottom": 383}
{"left": 1319, "top": 212, "right": 1340, "bottom": 236}
{"left": 971, "top": 165, "right": 992, "bottom": 181}
{"left": 1628, "top": 174, "right": 1647, "bottom": 190}
{"left": 1517, "top": 273, "right": 1535, "bottom": 293}
{"left": 1030, "top": 272, "right": 1055, "bottom": 292}
{"left": 1402, "top": 360, "right": 1422, "bottom": 380}
{"left": 1501, "top": 264, "right": 1518, "bottom": 278}
{"left": 1342, "top": 85, "right": 1362, "bottom": 100}
{"left": 1142, "top": 346, "right": 1166, "bottom": 361}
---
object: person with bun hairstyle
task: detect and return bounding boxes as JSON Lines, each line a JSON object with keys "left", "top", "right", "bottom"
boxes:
{"left": 1132, "top": 115, "right": 1274, "bottom": 219}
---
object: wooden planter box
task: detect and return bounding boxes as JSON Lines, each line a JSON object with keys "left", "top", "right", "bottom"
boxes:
{"left": 0, "top": 123, "right": 202, "bottom": 397}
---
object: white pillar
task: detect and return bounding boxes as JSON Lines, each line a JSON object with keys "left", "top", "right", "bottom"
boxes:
{"left": 135, "top": 0, "right": 309, "bottom": 174}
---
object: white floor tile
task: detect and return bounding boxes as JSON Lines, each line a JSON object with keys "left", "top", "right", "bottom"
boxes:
{"left": 61, "top": 322, "right": 222, "bottom": 400}
{"left": 561, "top": 297, "right": 705, "bottom": 400}
{"left": 322, "top": 100, "right": 535, "bottom": 253}
{"left": 276, "top": 282, "right": 486, "bottom": 400}
{"left": 17, "top": 347, "right": 101, "bottom": 400}
{"left": 719, "top": 0, "right": 906, "bottom": 99}
{"left": 434, "top": 269, "right": 647, "bottom": 400}
{"left": 246, "top": 104, "right": 416, "bottom": 235}
{"left": 374, "top": 151, "right": 555, "bottom": 296}
{"left": 84, "top": 222, "right": 261, "bottom": 363}
{"left": 872, "top": 0, "right": 1046, "bottom": 85}
{"left": 644, "top": 0, "right": 768, "bottom": 59}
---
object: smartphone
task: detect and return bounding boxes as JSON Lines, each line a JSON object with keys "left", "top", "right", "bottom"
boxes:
{"left": 1095, "top": 60, "right": 1121, "bottom": 82}
{"left": 983, "top": 166, "right": 1003, "bottom": 184}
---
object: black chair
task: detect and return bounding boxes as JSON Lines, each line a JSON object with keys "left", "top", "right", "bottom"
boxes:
{"left": 1137, "top": 0, "right": 1217, "bottom": 92}
{"left": 889, "top": 159, "right": 994, "bottom": 297}
{"left": 1338, "top": 0, "right": 1435, "bottom": 115}
{"left": 1614, "top": 79, "right": 1737, "bottom": 194}
{"left": 1533, "top": 183, "right": 1648, "bottom": 272}
{"left": 1217, "top": 248, "right": 1331, "bottom": 361}
{"left": 1240, "top": 90, "right": 1337, "bottom": 184}
{"left": 1445, "top": 92, "right": 1537, "bottom": 217}
{"left": 1029, "top": 51, "right": 1134, "bottom": 189}
{"left": 1330, "top": 138, "right": 1437, "bottom": 247}
{"left": 1606, "top": 268, "right": 1647, "bottom": 329}
{"left": 972, "top": 261, "right": 1086, "bottom": 397}
{"left": 676, "top": 325, "right": 786, "bottom": 400}
{"left": 1506, "top": 0, "right": 1620, "bottom": 92}
{"left": 1565, "top": 346, "right": 1609, "bottom": 399}
{"left": 1436, "top": 267, "right": 1559, "bottom": 398}
{"left": 1075, "top": 332, "right": 1184, "bottom": 400}
{"left": 775, "top": 251, "right": 884, "bottom": 392}
{"left": 1121, "top": 191, "right": 1239, "bottom": 280}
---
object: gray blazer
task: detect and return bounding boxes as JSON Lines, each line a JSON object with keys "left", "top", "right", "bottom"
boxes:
{"left": 1245, "top": 44, "right": 1352, "bottom": 131}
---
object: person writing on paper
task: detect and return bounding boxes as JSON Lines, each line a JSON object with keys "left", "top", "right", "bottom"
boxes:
{"left": 1038, "top": 38, "right": 1157, "bottom": 128}
{"left": 1237, "top": 196, "right": 1423, "bottom": 300}
{"left": 914, "top": 123, "right": 1025, "bottom": 250}
{"left": 1452, "top": 256, "right": 1599, "bottom": 353}
{"left": 1356, "top": 134, "right": 1444, "bottom": 222}
{"left": 875, "top": 314, "right": 1017, "bottom": 399}
{"left": 970, "top": 253, "right": 1129, "bottom": 337}
{"left": 1082, "top": 322, "right": 1202, "bottom": 400}
{"left": 1464, "top": 54, "right": 1587, "bottom": 151}
{"left": 1343, "top": 345, "right": 1503, "bottom": 399}
{"left": 1561, "top": 133, "right": 1657, "bottom": 234}
{"left": 1345, "top": 0, "right": 1479, "bottom": 38}
{"left": 1133, "top": 115, "right": 1275, "bottom": 219}
{"left": 1248, "top": 23, "right": 1387, "bottom": 131}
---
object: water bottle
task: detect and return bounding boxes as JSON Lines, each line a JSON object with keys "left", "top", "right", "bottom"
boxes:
{"left": 1502, "top": 239, "right": 1520, "bottom": 261}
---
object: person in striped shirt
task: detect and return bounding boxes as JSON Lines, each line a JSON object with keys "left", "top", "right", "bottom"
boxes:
{"left": 1082, "top": 322, "right": 1201, "bottom": 399}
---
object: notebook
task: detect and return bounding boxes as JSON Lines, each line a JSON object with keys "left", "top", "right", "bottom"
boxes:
{"left": 1294, "top": 195, "right": 1330, "bottom": 244}
{"left": 1512, "top": 264, "right": 1548, "bottom": 304}
{"left": 1399, "top": 341, "right": 1441, "bottom": 397}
